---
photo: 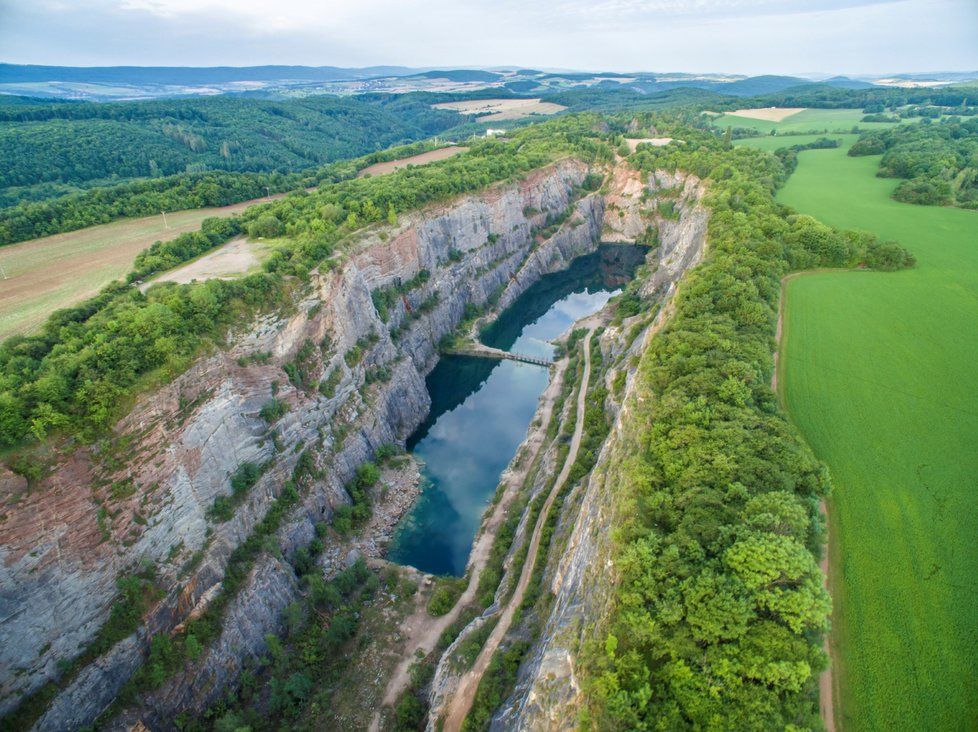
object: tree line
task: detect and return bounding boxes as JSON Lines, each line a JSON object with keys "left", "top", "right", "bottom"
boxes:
{"left": 849, "top": 116, "right": 978, "bottom": 208}
{"left": 581, "top": 118, "right": 914, "bottom": 729}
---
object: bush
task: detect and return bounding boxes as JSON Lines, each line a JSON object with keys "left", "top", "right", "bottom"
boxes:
{"left": 427, "top": 576, "right": 466, "bottom": 616}
{"left": 248, "top": 214, "right": 285, "bottom": 239}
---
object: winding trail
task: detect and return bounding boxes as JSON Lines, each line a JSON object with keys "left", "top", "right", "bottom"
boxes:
{"left": 442, "top": 329, "right": 594, "bottom": 731}
{"left": 368, "top": 353, "right": 571, "bottom": 732}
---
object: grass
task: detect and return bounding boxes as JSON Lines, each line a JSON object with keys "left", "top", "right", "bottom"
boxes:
{"left": 733, "top": 133, "right": 860, "bottom": 152}
{"left": 0, "top": 195, "right": 274, "bottom": 341}
{"left": 775, "top": 143, "right": 978, "bottom": 730}
{"left": 713, "top": 107, "right": 903, "bottom": 135}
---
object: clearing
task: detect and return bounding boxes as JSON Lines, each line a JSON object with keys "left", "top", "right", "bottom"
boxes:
{"left": 432, "top": 98, "right": 566, "bottom": 122}
{"left": 727, "top": 106, "right": 806, "bottom": 121}
{"left": 774, "top": 141, "right": 978, "bottom": 729}
{"left": 624, "top": 137, "right": 674, "bottom": 151}
{"left": 139, "top": 238, "right": 268, "bottom": 291}
{"left": 0, "top": 195, "right": 280, "bottom": 341}
{"left": 713, "top": 107, "right": 903, "bottom": 134}
{"left": 357, "top": 146, "right": 469, "bottom": 177}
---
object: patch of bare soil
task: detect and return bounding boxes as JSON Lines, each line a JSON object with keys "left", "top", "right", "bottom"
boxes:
{"left": 357, "top": 146, "right": 469, "bottom": 178}
{"left": 727, "top": 107, "right": 806, "bottom": 122}
{"left": 432, "top": 98, "right": 566, "bottom": 122}
{"left": 625, "top": 137, "right": 674, "bottom": 151}
{"left": 140, "top": 238, "right": 265, "bottom": 290}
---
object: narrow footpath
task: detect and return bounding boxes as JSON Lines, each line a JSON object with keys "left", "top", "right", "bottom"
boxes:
{"left": 442, "top": 329, "right": 594, "bottom": 731}
{"left": 368, "top": 353, "right": 571, "bottom": 732}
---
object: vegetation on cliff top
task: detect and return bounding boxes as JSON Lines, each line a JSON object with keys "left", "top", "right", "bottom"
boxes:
{"left": 579, "top": 120, "right": 912, "bottom": 729}
{"left": 849, "top": 116, "right": 978, "bottom": 208}
{"left": 0, "top": 115, "right": 609, "bottom": 450}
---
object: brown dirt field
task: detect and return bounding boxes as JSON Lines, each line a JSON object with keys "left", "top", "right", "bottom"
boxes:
{"left": 727, "top": 107, "right": 806, "bottom": 122}
{"left": 357, "top": 146, "right": 469, "bottom": 178}
{"left": 139, "top": 238, "right": 267, "bottom": 291}
{"left": 442, "top": 328, "right": 595, "bottom": 731}
{"left": 0, "top": 194, "right": 283, "bottom": 341}
{"left": 625, "top": 137, "right": 674, "bottom": 151}
{"left": 432, "top": 98, "right": 566, "bottom": 122}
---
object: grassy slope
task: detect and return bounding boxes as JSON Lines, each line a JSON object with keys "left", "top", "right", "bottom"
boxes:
{"left": 714, "top": 108, "right": 900, "bottom": 134}
{"left": 0, "top": 196, "right": 276, "bottom": 341}
{"left": 775, "top": 144, "right": 978, "bottom": 730}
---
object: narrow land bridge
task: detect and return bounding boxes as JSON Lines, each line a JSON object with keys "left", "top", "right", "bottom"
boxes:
{"left": 445, "top": 341, "right": 553, "bottom": 367}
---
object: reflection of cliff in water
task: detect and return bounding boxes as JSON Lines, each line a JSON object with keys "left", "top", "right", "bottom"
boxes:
{"left": 481, "top": 243, "right": 646, "bottom": 352}
{"left": 389, "top": 243, "right": 646, "bottom": 576}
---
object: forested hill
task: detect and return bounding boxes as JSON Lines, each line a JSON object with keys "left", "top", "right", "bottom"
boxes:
{"left": 0, "top": 94, "right": 462, "bottom": 202}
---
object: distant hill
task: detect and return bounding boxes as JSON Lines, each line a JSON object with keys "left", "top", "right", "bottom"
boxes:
{"left": 715, "top": 75, "right": 811, "bottom": 95}
{"left": 416, "top": 69, "right": 501, "bottom": 82}
{"left": 0, "top": 64, "right": 419, "bottom": 85}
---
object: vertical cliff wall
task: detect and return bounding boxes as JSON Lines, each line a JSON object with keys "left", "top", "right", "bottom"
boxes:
{"left": 495, "top": 170, "right": 709, "bottom": 730}
{"left": 0, "top": 159, "right": 608, "bottom": 730}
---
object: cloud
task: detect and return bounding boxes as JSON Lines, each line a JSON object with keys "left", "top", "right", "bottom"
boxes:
{"left": 0, "top": 0, "right": 975, "bottom": 74}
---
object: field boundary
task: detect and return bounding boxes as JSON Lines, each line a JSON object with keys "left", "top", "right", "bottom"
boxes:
{"left": 775, "top": 270, "right": 846, "bottom": 732}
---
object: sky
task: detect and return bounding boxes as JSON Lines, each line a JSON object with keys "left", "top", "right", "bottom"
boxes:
{"left": 0, "top": 0, "right": 976, "bottom": 76}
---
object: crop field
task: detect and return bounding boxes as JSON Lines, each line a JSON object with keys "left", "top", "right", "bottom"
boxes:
{"left": 432, "top": 98, "right": 566, "bottom": 121}
{"left": 727, "top": 106, "right": 806, "bottom": 121}
{"left": 776, "top": 144, "right": 978, "bottom": 730}
{"left": 357, "top": 146, "right": 469, "bottom": 177}
{"left": 713, "top": 107, "right": 902, "bottom": 134}
{"left": 734, "top": 133, "right": 860, "bottom": 151}
{"left": 0, "top": 195, "right": 277, "bottom": 341}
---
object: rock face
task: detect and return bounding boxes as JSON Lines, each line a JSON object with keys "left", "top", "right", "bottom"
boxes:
{"left": 496, "top": 171, "right": 709, "bottom": 730}
{"left": 0, "top": 159, "right": 607, "bottom": 729}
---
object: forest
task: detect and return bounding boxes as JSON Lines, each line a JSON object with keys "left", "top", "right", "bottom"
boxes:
{"left": 0, "top": 94, "right": 462, "bottom": 244}
{"left": 0, "top": 116, "right": 607, "bottom": 449}
{"left": 849, "top": 116, "right": 978, "bottom": 208}
{"left": 579, "top": 122, "right": 913, "bottom": 729}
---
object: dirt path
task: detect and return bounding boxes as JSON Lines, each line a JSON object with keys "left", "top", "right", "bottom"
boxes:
{"left": 368, "top": 355, "right": 571, "bottom": 732}
{"left": 442, "top": 329, "right": 594, "bottom": 731}
{"left": 774, "top": 277, "right": 836, "bottom": 732}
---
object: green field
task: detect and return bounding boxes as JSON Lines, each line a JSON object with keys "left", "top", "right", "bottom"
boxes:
{"left": 713, "top": 107, "right": 901, "bottom": 134}
{"left": 734, "top": 133, "right": 860, "bottom": 151}
{"left": 776, "top": 144, "right": 978, "bottom": 729}
{"left": 0, "top": 196, "right": 275, "bottom": 341}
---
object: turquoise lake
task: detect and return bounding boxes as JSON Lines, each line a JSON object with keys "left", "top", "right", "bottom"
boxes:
{"left": 387, "top": 245, "right": 644, "bottom": 576}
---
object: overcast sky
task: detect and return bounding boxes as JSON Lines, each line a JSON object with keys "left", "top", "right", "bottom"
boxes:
{"left": 1, "top": 0, "right": 975, "bottom": 76}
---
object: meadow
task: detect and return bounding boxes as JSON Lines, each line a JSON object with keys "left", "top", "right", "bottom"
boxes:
{"left": 0, "top": 196, "right": 274, "bottom": 341}
{"left": 713, "top": 107, "right": 901, "bottom": 134}
{"left": 774, "top": 143, "right": 978, "bottom": 729}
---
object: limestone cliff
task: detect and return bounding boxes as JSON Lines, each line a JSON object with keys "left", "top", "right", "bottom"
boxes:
{"left": 0, "top": 159, "right": 604, "bottom": 730}
{"left": 493, "top": 170, "right": 709, "bottom": 730}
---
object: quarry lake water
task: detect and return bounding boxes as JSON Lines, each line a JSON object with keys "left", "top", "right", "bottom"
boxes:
{"left": 387, "top": 244, "right": 645, "bottom": 576}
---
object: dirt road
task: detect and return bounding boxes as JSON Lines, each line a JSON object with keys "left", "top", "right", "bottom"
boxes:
{"left": 774, "top": 278, "right": 836, "bottom": 732}
{"left": 368, "top": 355, "right": 571, "bottom": 732}
{"left": 441, "top": 329, "right": 594, "bottom": 731}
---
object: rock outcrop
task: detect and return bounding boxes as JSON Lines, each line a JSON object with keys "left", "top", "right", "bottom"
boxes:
{"left": 494, "top": 170, "right": 709, "bottom": 730}
{"left": 1, "top": 159, "right": 605, "bottom": 729}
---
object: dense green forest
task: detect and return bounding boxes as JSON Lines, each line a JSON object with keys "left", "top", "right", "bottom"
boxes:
{"left": 849, "top": 117, "right": 978, "bottom": 208}
{"left": 0, "top": 94, "right": 462, "bottom": 244}
{"left": 580, "top": 122, "right": 912, "bottom": 729}
{"left": 0, "top": 94, "right": 460, "bottom": 189}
